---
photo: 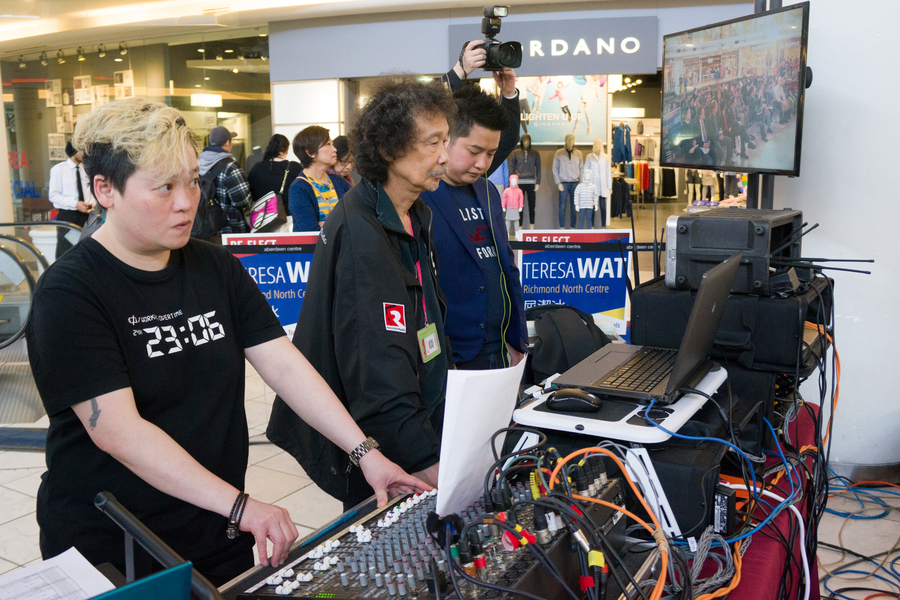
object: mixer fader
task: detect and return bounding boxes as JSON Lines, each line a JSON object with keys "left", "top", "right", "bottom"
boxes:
{"left": 222, "top": 480, "right": 626, "bottom": 600}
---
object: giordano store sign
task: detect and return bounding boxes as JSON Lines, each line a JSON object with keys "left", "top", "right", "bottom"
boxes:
{"left": 448, "top": 17, "right": 658, "bottom": 77}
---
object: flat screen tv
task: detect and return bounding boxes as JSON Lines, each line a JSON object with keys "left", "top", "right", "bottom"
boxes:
{"left": 660, "top": 2, "right": 810, "bottom": 176}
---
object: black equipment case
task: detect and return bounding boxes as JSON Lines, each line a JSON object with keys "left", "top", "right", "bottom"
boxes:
{"left": 631, "top": 275, "right": 832, "bottom": 373}
{"left": 665, "top": 208, "right": 803, "bottom": 295}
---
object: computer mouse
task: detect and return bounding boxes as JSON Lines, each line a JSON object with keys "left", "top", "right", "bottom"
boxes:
{"left": 546, "top": 388, "right": 602, "bottom": 413}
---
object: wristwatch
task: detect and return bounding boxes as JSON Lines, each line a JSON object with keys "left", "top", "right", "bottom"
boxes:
{"left": 349, "top": 436, "right": 380, "bottom": 468}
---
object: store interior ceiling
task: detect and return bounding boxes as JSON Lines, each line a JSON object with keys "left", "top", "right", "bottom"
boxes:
{"left": 0, "top": 0, "right": 689, "bottom": 57}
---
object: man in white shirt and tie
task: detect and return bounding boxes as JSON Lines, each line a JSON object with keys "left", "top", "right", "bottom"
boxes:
{"left": 48, "top": 141, "right": 92, "bottom": 258}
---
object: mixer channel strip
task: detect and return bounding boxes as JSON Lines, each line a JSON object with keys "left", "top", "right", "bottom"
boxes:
{"left": 224, "top": 480, "right": 626, "bottom": 600}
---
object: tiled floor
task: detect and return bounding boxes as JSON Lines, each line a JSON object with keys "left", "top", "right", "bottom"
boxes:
{"left": 0, "top": 204, "right": 896, "bottom": 598}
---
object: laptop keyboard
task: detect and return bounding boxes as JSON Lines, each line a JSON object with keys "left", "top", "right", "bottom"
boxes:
{"left": 598, "top": 347, "right": 678, "bottom": 392}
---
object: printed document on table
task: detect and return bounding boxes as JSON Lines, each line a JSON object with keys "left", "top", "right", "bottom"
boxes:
{"left": 0, "top": 547, "right": 115, "bottom": 600}
{"left": 436, "top": 360, "right": 527, "bottom": 515}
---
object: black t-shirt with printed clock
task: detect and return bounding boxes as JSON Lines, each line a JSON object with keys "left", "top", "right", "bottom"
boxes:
{"left": 26, "top": 237, "right": 284, "bottom": 580}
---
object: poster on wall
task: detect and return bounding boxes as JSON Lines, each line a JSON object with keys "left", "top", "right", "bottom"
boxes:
{"left": 223, "top": 232, "right": 319, "bottom": 340}
{"left": 48, "top": 133, "right": 67, "bottom": 161}
{"left": 513, "top": 75, "right": 608, "bottom": 146}
{"left": 516, "top": 228, "right": 632, "bottom": 339}
{"left": 74, "top": 76, "right": 92, "bottom": 105}
{"left": 46, "top": 79, "right": 62, "bottom": 108}
{"left": 57, "top": 106, "right": 74, "bottom": 134}
{"left": 114, "top": 70, "right": 134, "bottom": 100}
{"left": 91, "top": 85, "right": 110, "bottom": 110}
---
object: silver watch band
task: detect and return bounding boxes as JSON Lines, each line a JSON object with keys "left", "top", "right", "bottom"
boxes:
{"left": 349, "top": 436, "right": 380, "bottom": 468}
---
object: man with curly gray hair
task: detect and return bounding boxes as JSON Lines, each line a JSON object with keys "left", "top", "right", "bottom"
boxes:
{"left": 268, "top": 79, "right": 456, "bottom": 508}
{"left": 26, "top": 98, "right": 428, "bottom": 585}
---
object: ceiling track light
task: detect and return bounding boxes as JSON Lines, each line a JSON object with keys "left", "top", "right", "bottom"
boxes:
{"left": 57, "top": 50, "right": 65, "bottom": 64}
{"left": 39, "top": 51, "right": 47, "bottom": 66}
{"left": 98, "top": 44, "right": 106, "bottom": 58}
{"left": 18, "top": 55, "right": 26, "bottom": 69}
{"left": 118, "top": 42, "right": 127, "bottom": 56}
{"left": 77, "top": 47, "right": 86, "bottom": 61}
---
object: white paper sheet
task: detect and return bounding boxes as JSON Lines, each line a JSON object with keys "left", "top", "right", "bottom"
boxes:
{"left": 436, "top": 361, "right": 527, "bottom": 516}
{"left": 0, "top": 547, "right": 115, "bottom": 600}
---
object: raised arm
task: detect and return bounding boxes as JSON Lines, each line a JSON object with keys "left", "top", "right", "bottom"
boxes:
{"left": 246, "top": 337, "right": 431, "bottom": 501}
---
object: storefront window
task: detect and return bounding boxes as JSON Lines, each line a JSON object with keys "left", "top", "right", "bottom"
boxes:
{"left": 2, "top": 28, "right": 271, "bottom": 222}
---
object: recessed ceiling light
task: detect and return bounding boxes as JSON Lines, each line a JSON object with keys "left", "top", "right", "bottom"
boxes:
{"left": 195, "top": 84, "right": 201, "bottom": 88}
{"left": 224, "top": 49, "right": 233, "bottom": 53}
{"left": 232, "top": 68, "right": 238, "bottom": 73}
{"left": 624, "top": 77, "right": 631, "bottom": 83}
{"left": 114, "top": 57, "right": 123, "bottom": 62}
{"left": 198, "top": 48, "right": 205, "bottom": 53}
{"left": 204, "top": 76, "right": 210, "bottom": 80}
{"left": 259, "top": 33, "right": 267, "bottom": 37}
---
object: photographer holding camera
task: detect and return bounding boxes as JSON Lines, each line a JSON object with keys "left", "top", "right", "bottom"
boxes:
{"left": 444, "top": 42, "right": 519, "bottom": 176}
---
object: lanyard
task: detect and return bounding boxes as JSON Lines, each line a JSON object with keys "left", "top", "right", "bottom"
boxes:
{"left": 406, "top": 213, "right": 429, "bottom": 324}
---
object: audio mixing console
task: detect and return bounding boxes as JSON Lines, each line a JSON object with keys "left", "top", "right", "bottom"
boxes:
{"left": 221, "top": 480, "right": 626, "bottom": 600}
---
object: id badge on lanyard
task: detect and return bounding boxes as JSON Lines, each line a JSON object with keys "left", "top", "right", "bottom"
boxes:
{"left": 408, "top": 214, "right": 441, "bottom": 363}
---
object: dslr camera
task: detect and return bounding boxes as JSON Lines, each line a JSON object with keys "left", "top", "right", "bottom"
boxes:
{"left": 481, "top": 6, "right": 522, "bottom": 70}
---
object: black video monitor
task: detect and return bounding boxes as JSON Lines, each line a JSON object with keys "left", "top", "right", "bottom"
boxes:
{"left": 660, "top": 2, "right": 810, "bottom": 176}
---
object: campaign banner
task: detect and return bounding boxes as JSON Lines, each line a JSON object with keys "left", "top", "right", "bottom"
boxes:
{"left": 515, "top": 229, "right": 632, "bottom": 339}
{"left": 515, "top": 75, "right": 608, "bottom": 146}
{"left": 223, "top": 232, "right": 319, "bottom": 340}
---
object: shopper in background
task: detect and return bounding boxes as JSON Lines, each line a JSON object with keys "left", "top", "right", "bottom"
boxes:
{"left": 288, "top": 126, "right": 351, "bottom": 231}
{"left": 48, "top": 141, "right": 92, "bottom": 258}
{"left": 247, "top": 134, "right": 302, "bottom": 218}
{"left": 28, "top": 98, "right": 428, "bottom": 588}
{"left": 328, "top": 135, "right": 355, "bottom": 188}
{"left": 198, "top": 126, "right": 252, "bottom": 237}
{"left": 268, "top": 79, "right": 455, "bottom": 508}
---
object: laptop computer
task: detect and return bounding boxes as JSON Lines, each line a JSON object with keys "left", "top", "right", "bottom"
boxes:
{"left": 553, "top": 252, "right": 742, "bottom": 405}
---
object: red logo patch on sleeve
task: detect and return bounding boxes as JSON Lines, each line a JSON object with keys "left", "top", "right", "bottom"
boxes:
{"left": 383, "top": 303, "right": 406, "bottom": 333}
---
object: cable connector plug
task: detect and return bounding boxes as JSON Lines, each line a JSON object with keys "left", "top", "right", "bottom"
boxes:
{"left": 571, "top": 528, "right": 591, "bottom": 553}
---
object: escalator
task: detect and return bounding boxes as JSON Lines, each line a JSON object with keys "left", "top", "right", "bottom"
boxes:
{"left": 0, "top": 222, "right": 82, "bottom": 449}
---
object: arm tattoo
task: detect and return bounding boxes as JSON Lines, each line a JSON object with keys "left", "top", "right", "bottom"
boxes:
{"left": 89, "top": 398, "right": 101, "bottom": 429}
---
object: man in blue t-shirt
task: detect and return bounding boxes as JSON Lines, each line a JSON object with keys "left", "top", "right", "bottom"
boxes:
{"left": 421, "top": 84, "right": 527, "bottom": 370}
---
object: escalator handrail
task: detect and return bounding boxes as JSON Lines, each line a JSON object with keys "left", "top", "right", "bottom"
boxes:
{"left": 0, "top": 234, "right": 50, "bottom": 273}
{"left": 0, "top": 221, "right": 83, "bottom": 233}
{"left": 0, "top": 244, "right": 36, "bottom": 350}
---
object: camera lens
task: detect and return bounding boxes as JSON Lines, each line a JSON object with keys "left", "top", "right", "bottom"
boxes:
{"left": 497, "top": 42, "right": 523, "bottom": 68}
{"left": 499, "top": 44, "right": 517, "bottom": 66}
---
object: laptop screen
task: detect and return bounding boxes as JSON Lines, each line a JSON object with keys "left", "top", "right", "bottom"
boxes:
{"left": 664, "top": 251, "right": 742, "bottom": 394}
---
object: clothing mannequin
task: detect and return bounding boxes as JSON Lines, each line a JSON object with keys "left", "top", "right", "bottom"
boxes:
{"left": 508, "top": 134, "right": 540, "bottom": 229}
{"left": 502, "top": 175, "right": 524, "bottom": 237}
{"left": 583, "top": 138, "right": 612, "bottom": 228}
{"left": 573, "top": 169, "right": 598, "bottom": 229}
{"left": 552, "top": 134, "right": 583, "bottom": 229}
